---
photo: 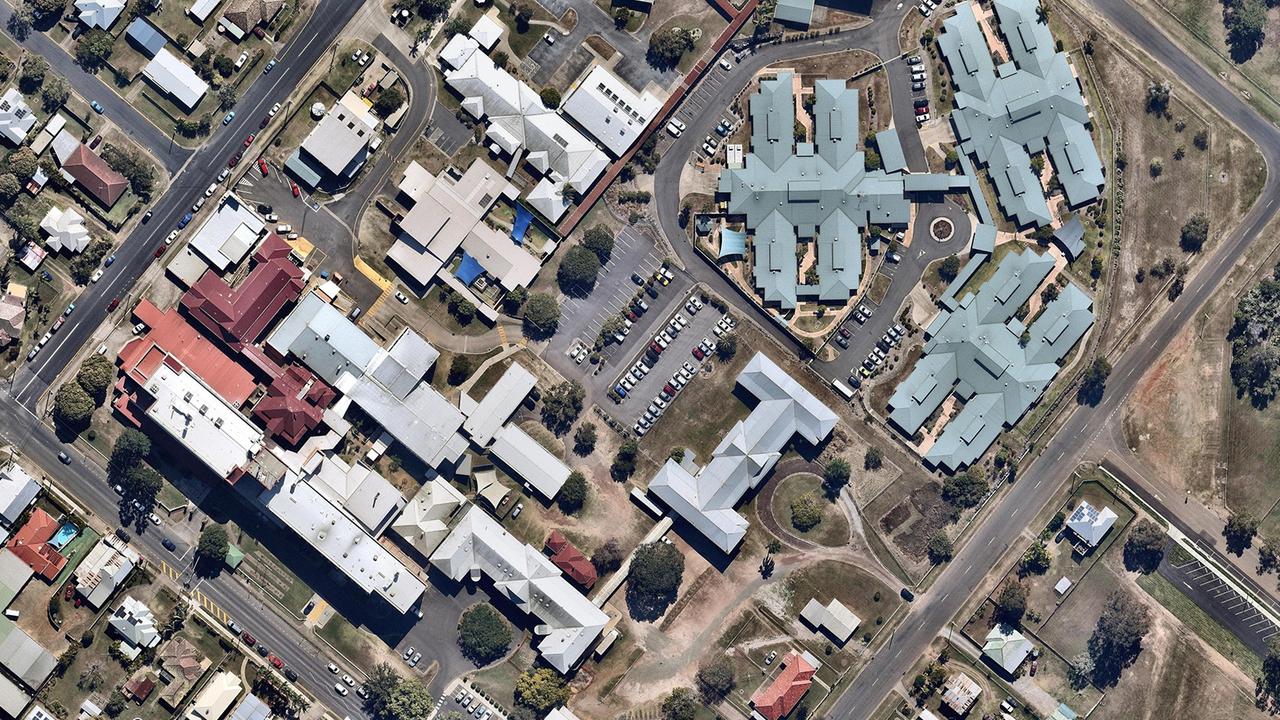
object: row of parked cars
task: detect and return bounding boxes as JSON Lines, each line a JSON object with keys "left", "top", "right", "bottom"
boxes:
{"left": 907, "top": 55, "right": 931, "bottom": 124}
{"left": 453, "top": 687, "right": 496, "bottom": 720}
{"left": 855, "top": 321, "right": 909, "bottom": 379}
{"left": 615, "top": 305, "right": 694, "bottom": 399}
{"left": 633, "top": 359, "right": 699, "bottom": 437}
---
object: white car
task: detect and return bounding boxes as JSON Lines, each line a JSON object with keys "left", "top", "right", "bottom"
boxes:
{"left": 634, "top": 363, "right": 649, "bottom": 376}
{"left": 512, "top": 502, "right": 524, "bottom": 518}
{"left": 655, "top": 335, "right": 670, "bottom": 349}
{"left": 674, "top": 314, "right": 688, "bottom": 328}
{"left": 634, "top": 423, "right": 648, "bottom": 436}
{"left": 671, "top": 118, "right": 687, "bottom": 132}
{"left": 718, "top": 57, "right": 732, "bottom": 70}
{"left": 217, "top": 168, "right": 230, "bottom": 182}
{"left": 91, "top": 269, "right": 104, "bottom": 283}
{"left": 265, "top": 213, "right": 279, "bottom": 222}
{"left": 620, "top": 376, "right": 634, "bottom": 391}
{"left": 334, "top": 684, "right": 348, "bottom": 697}
{"left": 917, "top": 113, "right": 930, "bottom": 124}
{"left": 269, "top": 102, "right": 281, "bottom": 116}
{"left": 395, "top": 291, "right": 408, "bottom": 304}
{"left": 276, "top": 224, "right": 292, "bottom": 233}
{"left": 165, "top": 230, "right": 179, "bottom": 245}
{"left": 205, "top": 183, "right": 217, "bottom": 197}
{"left": 666, "top": 121, "right": 683, "bottom": 138}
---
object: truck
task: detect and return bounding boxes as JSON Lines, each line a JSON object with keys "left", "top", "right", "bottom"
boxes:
{"left": 830, "top": 379, "right": 855, "bottom": 400}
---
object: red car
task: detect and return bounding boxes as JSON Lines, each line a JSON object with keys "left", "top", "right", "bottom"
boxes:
{"left": 649, "top": 341, "right": 663, "bottom": 355}
{"left": 107, "top": 297, "right": 120, "bottom": 312}
{"left": 228, "top": 151, "right": 243, "bottom": 167}
{"left": 692, "top": 347, "right": 705, "bottom": 360}
{"left": 268, "top": 654, "right": 284, "bottom": 669}
{"left": 290, "top": 181, "right": 300, "bottom": 198}
{"left": 914, "top": 106, "right": 928, "bottom": 115}
{"left": 64, "top": 584, "right": 74, "bottom": 601}
{"left": 241, "top": 631, "right": 257, "bottom": 646}
{"left": 258, "top": 158, "right": 269, "bottom": 177}
{"left": 153, "top": 245, "right": 165, "bottom": 258}
{"left": 243, "top": 134, "right": 256, "bottom": 147}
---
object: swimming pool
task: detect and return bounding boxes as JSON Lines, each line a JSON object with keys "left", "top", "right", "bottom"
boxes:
{"left": 49, "top": 522, "right": 78, "bottom": 550}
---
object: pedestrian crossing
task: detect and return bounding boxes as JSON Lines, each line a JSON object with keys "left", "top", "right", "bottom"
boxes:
{"left": 192, "top": 588, "right": 231, "bottom": 624}
{"left": 157, "top": 559, "right": 181, "bottom": 581}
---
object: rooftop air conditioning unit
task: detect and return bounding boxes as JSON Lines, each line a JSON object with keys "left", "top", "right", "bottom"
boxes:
{"left": 183, "top": 391, "right": 193, "bottom": 402}
{"left": 214, "top": 417, "right": 224, "bottom": 428}
{"left": 199, "top": 405, "right": 208, "bottom": 415}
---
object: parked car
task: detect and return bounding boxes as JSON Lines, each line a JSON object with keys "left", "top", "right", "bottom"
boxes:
{"left": 911, "top": 81, "right": 926, "bottom": 91}
{"left": 334, "top": 684, "right": 348, "bottom": 697}
{"left": 222, "top": 111, "right": 236, "bottom": 125}
{"left": 913, "top": 98, "right": 930, "bottom": 108}
{"left": 177, "top": 212, "right": 193, "bottom": 229}
{"left": 228, "top": 152, "right": 243, "bottom": 167}
{"left": 264, "top": 59, "right": 277, "bottom": 73}
{"left": 107, "top": 297, "right": 121, "bottom": 312}
{"left": 243, "top": 134, "right": 256, "bottom": 147}
{"left": 242, "top": 632, "right": 257, "bottom": 646}
{"left": 258, "top": 158, "right": 269, "bottom": 176}
{"left": 90, "top": 100, "right": 105, "bottom": 113}
{"left": 269, "top": 655, "right": 283, "bottom": 669}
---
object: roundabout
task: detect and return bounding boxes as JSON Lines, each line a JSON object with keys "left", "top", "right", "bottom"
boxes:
{"left": 930, "top": 216, "right": 955, "bottom": 242}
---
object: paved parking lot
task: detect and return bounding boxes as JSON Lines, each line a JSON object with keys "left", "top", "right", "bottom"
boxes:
{"left": 607, "top": 298, "right": 727, "bottom": 429}
{"left": 427, "top": 103, "right": 473, "bottom": 156}
{"left": 670, "top": 59, "right": 739, "bottom": 133}
{"left": 1160, "top": 547, "right": 1280, "bottom": 656}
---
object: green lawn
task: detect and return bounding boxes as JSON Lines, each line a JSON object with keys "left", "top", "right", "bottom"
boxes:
{"left": 316, "top": 614, "right": 380, "bottom": 669}
{"left": 769, "top": 472, "right": 850, "bottom": 547}
{"left": 323, "top": 40, "right": 374, "bottom": 94}
{"left": 470, "top": 659, "right": 521, "bottom": 712}
{"left": 52, "top": 527, "right": 101, "bottom": 587}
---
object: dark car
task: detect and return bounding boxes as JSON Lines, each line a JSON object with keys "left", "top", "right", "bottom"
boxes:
{"left": 41, "top": 270, "right": 53, "bottom": 282}
{"left": 913, "top": 98, "right": 929, "bottom": 108}
{"left": 900, "top": 587, "right": 915, "bottom": 602}
{"left": 258, "top": 203, "right": 273, "bottom": 214}
{"left": 114, "top": 527, "right": 130, "bottom": 543}
{"left": 834, "top": 335, "right": 849, "bottom": 349}
{"left": 153, "top": 246, "right": 165, "bottom": 258}
{"left": 284, "top": 668, "right": 298, "bottom": 682}
{"left": 256, "top": 644, "right": 269, "bottom": 656}
{"left": 57, "top": 451, "right": 71, "bottom": 464}
{"left": 663, "top": 383, "right": 677, "bottom": 395}
{"left": 259, "top": 116, "right": 270, "bottom": 129}
{"left": 649, "top": 341, "right": 663, "bottom": 355}
{"left": 847, "top": 375, "right": 862, "bottom": 389}
{"left": 107, "top": 297, "right": 121, "bottom": 312}
{"left": 177, "top": 212, "right": 193, "bottom": 229}
{"left": 141, "top": 210, "right": 153, "bottom": 223}
{"left": 228, "top": 152, "right": 243, "bottom": 167}
{"left": 631, "top": 273, "right": 644, "bottom": 285}
{"left": 161, "top": 537, "right": 177, "bottom": 552}
{"left": 839, "top": 326, "right": 852, "bottom": 338}
{"left": 241, "top": 631, "right": 256, "bottom": 646}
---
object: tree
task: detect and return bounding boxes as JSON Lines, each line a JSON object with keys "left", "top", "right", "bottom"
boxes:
{"left": 610, "top": 438, "right": 639, "bottom": 480}
{"left": 109, "top": 429, "right": 151, "bottom": 481}
{"left": 1224, "top": 511, "right": 1259, "bottom": 555}
{"left": 1179, "top": 212, "right": 1209, "bottom": 253}
{"left": 1227, "top": 0, "right": 1267, "bottom": 62}
{"left": 1068, "top": 652, "right": 1093, "bottom": 690}
{"left": 938, "top": 255, "right": 962, "bottom": 283}
{"left": 695, "top": 658, "right": 735, "bottom": 703}
{"left": 822, "top": 458, "right": 851, "bottom": 498}
{"left": 1145, "top": 80, "right": 1170, "bottom": 114}
{"left": 456, "top": 604, "right": 511, "bottom": 664}
{"left": 514, "top": 668, "right": 568, "bottom": 713}
{"left": 6, "top": 147, "right": 36, "bottom": 182}
{"left": 196, "top": 525, "right": 229, "bottom": 567}
{"left": 557, "top": 246, "right": 601, "bottom": 293}
{"left": 76, "top": 354, "right": 115, "bottom": 403}
{"left": 19, "top": 56, "right": 46, "bottom": 93}
{"left": 101, "top": 144, "right": 157, "bottom": 197}
{"left": 927, "top": 531, "right": 953, "bottom": 564}
{"left": 557, "top": 471, "right": 588, "bottom": 514}
{"left": 511, "top": 2, "right": 533, "bottom": 31}
{"left": 864, "top": 447, "right": 883, "bottom": 471}
{"left": 7, "top": 6, "right": 32, "bottom": 40}
{"left": 53, "top": 382, "right": 94, "bottom": 430}
{"left": 212, "top": 54, "right": 235, "bottom": 77}
{"left": 628, "top": 541, "right": 683, "bottom": 618}
{"left": 75, "top": 29, "right": 115, "bottom": 71}
{"left": 447, "top": 355, "right": 473, "bottom": 386}
{"left": 660, "top": 688, "right": 697, "bottom": 720}
{"left": 592, "top": 539, "right": 624, "bottom": 574}
{"left": 993, "top": 580, "right": 1028, "bottom": 624}
{"left": 1122, "top": 519, "right": 1165, "bottom": 573}
{"left": 104, "top": 690, "right": 127, "bottom": 718}
{"left": 1040, "top": 282, "right": 1060, "bottom": 304}
{"left": 39, "top": 75, "right": 68, "bottom": 112}
{"left": 1020, "top": 540, "right": 1051, "bottom": 575}
{"left": 442, "top": 16, "right": 469, "bottom": 37}
{"left": 648, "top": 28, "right": 693, "bottom": 69}
{"left": 1078, "top": 357, "right": 1112, "bottom": 406}
{"left": 541, "top": 381, "right": 584, "bottom": 435}
{"left": 30, "top": 0, "right": 65, "bottom": 14}
{"left": 790, "top": 490, "right": 823, "bottom": 531}
{"left": 374, "top": 87, "right": 405, "bottom": 117}
{"left": 1193, "top": 129, "right": 1209, "bottom": 151}
{"left": 523, "top": 293, "right": 560, "bottom": 338}
{"left": 122, "top": 465, "right": 162, "bottom": 509}
{"left": 941, "top": 472, "right": 987, "bottom": 509}
{"left": 218, "top": 85, "right": 238, "bottom": 110}
{"left": 582, "top": 225, "right": 614, "bottom": 263}
{"left": 382, "top": 677, "right": 432, "bottom": 720}
{"left": 864, "top": 147, "right": 882, "bottom": 171}
{"left": 573, "top": 422, "right": 597, "bottom": 455}
{"left": 539, "top": 87, "right": 561, "bottom": 108}
{"left": 717, "top": 331, "right": 738, "bottom": 360}
{"left": 1261, "top": 543, "right": 1280, "bottom": 575}
{"left": 0, "top": 173, "right": 19, "bottom": 205}
{"left": 362, "top": 664, "right": 401, "bottom": 719}
{"left": 1259, "top": 637, "right": 1280, "bottom": 712}
{"left": 1087, "top": 590, "right": 1150, "bottom": 686}
{"left": 1148, "top": 157, "right": 1163, "bottom": 177}
{"left": 614, "top": 7, "right": 631, "bottom": 28}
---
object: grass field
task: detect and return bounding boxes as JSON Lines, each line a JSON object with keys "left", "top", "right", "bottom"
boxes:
{"left": 317, "top": 613, "right": 380, "bottom": 669}
{"left": 639, "top": 342, "right": 753, "bottom": 464}
{"left": 769, "top": 472, "right": 850, "bottom": 547}
{"left": 786, "top": 560, "right": 901, "bottom": 639}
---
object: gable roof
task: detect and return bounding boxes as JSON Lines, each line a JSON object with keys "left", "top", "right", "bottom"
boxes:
{"left": 62, "top": 144, "right": 128, "bottom": 207}
{"left": 750, "top": 652, "right": 816, "bottom": 720}
{"left": 545, "top": 530, "right": 597, "bottom": 588}
{"left": 181, "top": 233, "right": 304, "bottom": 349}
{"left": 6, "top": 508, "right": 66, "bottom": 581}
{"left": 983, "top": 623, "right": 1032, "bottom": 674}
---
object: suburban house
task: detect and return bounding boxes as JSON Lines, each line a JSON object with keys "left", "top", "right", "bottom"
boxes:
{"left": 0, "top": 89, "right": 36, "bottom": 146}
{"left": 143, "top": 49, "right": 210, "bottom": 112}
{"left": 0, "top": 465, "right": 39, "bottom": 529}
{"left": 108, "top": 596, "right": 161, "bottom": 660}
{"left": 942, "top": 672, "right": 982, "bottom": 715}
{"left": 983, "top": 624, "right": 1034, "bottom": 675}
{"left": 799, "top": 597, "right": 860, "bottom": 645}
{"left": 58, "top": 142, "right": 128, "bottom": 208}
{"left": 220, "top": 0, "right": 285, "bottom": 40}
{"left": 545, "top": 530, "right": 597, "bottom": 590}
{"left": 75, "top": 537, "right": 139, "bottom": 609}
{"left": 1066, "top": 500, "right": 1118, "bottom": 548}
{"left": 74, "top": 0, "right": 125, "bottom": 29}
{"left": 6, "top": 508, "right": 67, "bottom": 581}
{"left": 183, "top": 671, "right": 241, "bottom": 720}
{"left": 157, "top": 637, "right": 211, "bottom": 709}
{"left": 749, "top": 651, "right": 817, "bottom": 720}
{"left": 40, "top": 207, "right": 90, "bottom": 254}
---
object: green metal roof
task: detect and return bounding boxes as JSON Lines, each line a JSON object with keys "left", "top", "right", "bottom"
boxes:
{"left": 774, "top": 0, "right": 815, "bottom": 26}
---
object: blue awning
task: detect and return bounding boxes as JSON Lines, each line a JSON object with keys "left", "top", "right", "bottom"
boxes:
{"left": 455, "top": 252, "right": 486, "bottom": 285}
{"left": 511, "top": 204, "right": 533, "bottom": 245}
{"left": 719, "top": 229, "right": 747, "bottom": 259}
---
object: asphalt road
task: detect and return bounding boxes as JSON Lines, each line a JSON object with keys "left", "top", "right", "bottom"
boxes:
{"left": 8, "top": 0, "right": 364, "bottom": 409}
{"left": 828, "top": 0, "right": 1280, "bottom": 713}
{"left": 0, "top": 1, "right": 191, "bottom": 175}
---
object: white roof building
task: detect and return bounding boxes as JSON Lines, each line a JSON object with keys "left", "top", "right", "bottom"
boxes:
{"left": 431, "top": 506, "right": 608, "bottom": 673}
{"left": 75, "top": 0, "right": 125, "bottom": 29}
{"left": 489, "top": 424, "right": 571, "bottom": 499}
{"left": 140, "top": 362, "right": 264, "bottom": 480}
{"left": 40, "top": 207, "right": 90, "bottom": 254}
{"left": 295, "top": 91, "right": 379, "bottom": 180}
{"left": 983, "top": 624, "right": 1033, "bottom": 675}
{"left": 109, "top": 596, "right": 160, "bottom": 659}
{"left": 143, "top": 48, "right": 210, "bottom": 111}
{"left": 799, "top": 598, "right": 860, "bottom": 644}
{"left": 0, "top": 622, "right": 55, "bottom": 691}
{"left": 262, "top": 475, "right": 425, "bottom": 614}
{"left": 647, "top": 353, "right": 838, "bottom": 553}
{"left": 183, "top": 671, "right": 241, "bottom": 720}
{"left": 1066, "top": 500, "right": 1118, "bottom": 547}
{"left": 439, "top": 34, "right": 608, "bottom": 221}
{"left": 187, "top": 194, "right": 265, "bottom": 271}
{"left": 461, "top": 362, "right": 536, "bottom": 446}
{"left": 299, "top": 452, "right": 404, "bottom": 535}
{"left": 544, "top": 709, "right": 583, "bottom": 720}
{"left": 468, "top": 14, "right": 504, "bottom": 50}
{"left": 76, "top": 538, "right": 139, "bottom": 609}
{"left": 188, "top": 0, "right": 225, "bottom": 21}
{"left": 0, "top": 464, "right": 39, "bottom": 528}
{"left": 0, "top": 88, "right": 36, "bottom": 146}
{"left": 391, "top": 477, "right": 466, "bottom": 557}
{"left": 562, "top": 65, "right": 663, "bottom": 157}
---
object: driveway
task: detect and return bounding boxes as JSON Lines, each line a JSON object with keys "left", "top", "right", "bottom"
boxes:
{"left": 529, "top": 0, "right": 676, "bottom": 90}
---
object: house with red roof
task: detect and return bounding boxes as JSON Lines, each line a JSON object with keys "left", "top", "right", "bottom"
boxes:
{"left": 544, "top": 530, "right": 597, "bottom": 589}
{"left": 114, "top": 299, "right": 256, "bottom": 426}
{"left": 180, "top": 233, "right": 304, "bottom": 351}
{"left": 252, "top": 363, "right": 335, "bottom": 446}
{"left": 750, "top": 652, "right": 816, "bottom": 720}
{"left": 7, "top": 507, "right": 68, "bottom": 581}
{"left": 62, "top": 143, "right": 128, "bottom": 207}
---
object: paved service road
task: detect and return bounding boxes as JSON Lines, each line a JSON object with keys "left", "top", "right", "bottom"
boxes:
{"left": 829, "top": 0, "right": 1280, "bottom": 713}
{"left": 9, "top": 0, "right": 363, "bottom": 409}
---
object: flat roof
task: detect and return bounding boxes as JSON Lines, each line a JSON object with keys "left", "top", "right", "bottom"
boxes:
{"left": 187, "top": 194, "right": 265, "bottom": 271}
{"left": 142, "top": 363, "right": 264, "bottom": 479}
{"left": 562, "top": 65, "right": 663, "bottom": 157}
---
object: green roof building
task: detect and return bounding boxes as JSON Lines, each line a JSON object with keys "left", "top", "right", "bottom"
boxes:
{"left": 774, "top": 0, "right": 815, "bottom": 26}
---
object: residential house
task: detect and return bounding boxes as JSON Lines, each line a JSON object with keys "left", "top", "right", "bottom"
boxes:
{"left": 0, "top": 465, "right": 38, "bottom": 528}
{"left": 941, "top": 672, "right": 981, "bottom": 715}
{"left": 0, "top": 89, "right": 36, "bottom": 146}
{"left": 143, "top": 49, "right": 210, "bottom": 112}
{"left": 60, "top": 143, "right": 128, "bottom": 208}
{"left": 220, "top": 0, "right": 285, "bottom": 40}
{"left": 39, "top": 207, "right": 90, "bottom": 254}
{"left": 183, "top": 671, "right": 241, "bottom": 720}
{"left": 108, "top": 596, "right": 161, "bottom": 660}
{"left": 74, "top": 0, "right": 125, "bottom": 29}
{"left": 1066, "top": 500, "right": 1117, "bottom": 548}
{"left": 75, "top": 538, "right": 139, "bottom": 609}
{"left": 983, "top": 624, "right": 1033, "bottom": 675}
{"left": 6, "top": 508, "right": 66, "bottom": 581}
{"left": 158, "top": 637, "right": 210, "bottom": 709}
{"left": 799, "top": 597, "right": 860, "bottom": 645}
{"left": 749, "top": 652, "right": 816, "bottom": 720}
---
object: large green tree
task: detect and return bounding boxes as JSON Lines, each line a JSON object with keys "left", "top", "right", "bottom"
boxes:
{"left": 1179, "top": 212, "right": 1209, "bottom": 253}
{"left": 522, "top": 293, "right": 560, "bottom": 338}
{"left": 75, "top": 29, "right": 115, "bottom": 71}
{"left": 556, "top": 246, "right": 600, "bottom": 294}
{"left": 76, "top": 354, "right": 115, "bottom": 403}
{"left": 1226, "top": 0, "right": 1267, "bottom": 62}
{"left": 581, "top": 225, "right": 615, "bottom": 263}
{"left": 457, "top": 604, "right": 511, "bottom": 665}
{"left": 695, "top": 658, "right": 735, "bottom": 703}
{"left": 941, "top": 472, "right": 987, "bottom": 509}
{"left": 557, "top": 471, "right": 588, "bottom": 514}
{"left": 647, "top": 28, "right": 693, "bottom": 69}
{"left": 1122, "top": 519, "right": 1166, "bottom": 573}
{"left": 660, "top": 687, "right": 697, "bottom": 720}
{"left": 195, "top": 525, "right": 229, "bottom": 568}
{"left": 541, "top": 381, "right": 584, "bottom": 435}
{"left": 53, "top": 381, "right": 94, "bottom": 430}
{"left": 993, "top": 579, "right": 1028, "bottom": 625}
{"left": 627, "top": 541, "right": 684, "bottom": 619}
{"left": 514, "top": 668, "right": 568, "bottom": 713}
{"left": 373, "top": 87, "right": 405, "bottom": 117}
{"left": 1087, "top": 590, "right": 1150, "bottom": 686}
{"left": 108, "top": 430, "right": 151, "bottom": 481}
{"left": 1078, "top": 357, "right": 1112, "bottom": 406}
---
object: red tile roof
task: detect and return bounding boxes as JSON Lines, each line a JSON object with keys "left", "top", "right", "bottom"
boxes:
{"left": 7, "top": 508, "right": 67, "bottom": 581}
{"left": 544, "top": 530, "right": 597, "bottom": 589}
{"left": 116, "top": 300, "right": 257, "bottom": 419}
{"left": 63, "top": 144, "right": 128, "bottom": 207}
{"left": 252, "top": 363, "right": 335, "bottom": 446}
{"left": 124, "top": 675, "right": 156, "bottom": 702}
{"left": 181, "top": 234, "right": 304, "bottom": 349}
{"left": 750, "top": 652, "right": 815, "bottom": 720}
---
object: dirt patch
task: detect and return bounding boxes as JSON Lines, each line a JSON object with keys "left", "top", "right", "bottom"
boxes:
{"left": 879, "top": 501, "right": 910, "bottom": 535}
{"left": 585, "top": 34, "right": 616, "bottom": 60}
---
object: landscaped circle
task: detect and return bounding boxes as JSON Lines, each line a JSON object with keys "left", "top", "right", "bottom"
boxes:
{"left": 768, "top": 472, "right": 850, "bottom": 547}
{"left": 930, "top": 217, "right": 955, "bottom": 242}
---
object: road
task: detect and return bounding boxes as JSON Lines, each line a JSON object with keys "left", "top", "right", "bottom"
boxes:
{"left": 0, "top": 1, "right": 191, "bottom": 175}
{"left": 7, "top": 0, "right": 364, "bottom": 409}
{"left": 828, "top": 0, "right": 1280, "bottom": 714}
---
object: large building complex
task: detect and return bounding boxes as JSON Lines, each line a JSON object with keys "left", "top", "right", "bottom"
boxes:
{"left": 717, "top": 73, "right": 967, "bottom": 309}
{"left": 938, "top": 0, "right": 1104, "bottom": 227}
{"left": 647, "top": 353, "right": 837, "bottom": 553}
{"left": 287, "top": 91, "right": 380, "bottom": 188}
{"left": 561, "top": 65, "right": 663, "bottom": 157}
{"left": 887, "top": 248, "right": 1093, "bottom": 471}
